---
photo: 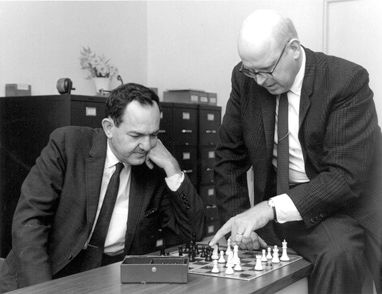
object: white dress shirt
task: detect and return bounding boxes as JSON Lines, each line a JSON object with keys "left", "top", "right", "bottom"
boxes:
{"left": 86, "top": 142, "right": 184, "bottom": 254}
{"left": 271, "top": 47, "right": 309, "bottom": 223}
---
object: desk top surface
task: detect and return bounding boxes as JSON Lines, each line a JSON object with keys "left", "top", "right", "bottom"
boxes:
{"left": 8, "top": 257, "right": 311, "bottom": 294}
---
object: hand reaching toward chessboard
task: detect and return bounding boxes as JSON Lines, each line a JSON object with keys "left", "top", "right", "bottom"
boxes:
{"left": 209, "top": 201, "right": 273, "bottom": 247}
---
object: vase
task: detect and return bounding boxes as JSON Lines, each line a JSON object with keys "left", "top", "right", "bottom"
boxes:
{"left": 93, "top": 77, "right": 110, "bottom": 95}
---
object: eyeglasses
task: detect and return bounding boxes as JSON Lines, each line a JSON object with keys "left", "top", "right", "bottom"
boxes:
{"left": 239, "top": 39, "right": 291, "bottom": 80}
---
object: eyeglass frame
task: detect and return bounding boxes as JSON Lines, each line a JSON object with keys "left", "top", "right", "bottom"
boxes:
{"left": 239, "top": 39, "right": 293, "bottom": 80}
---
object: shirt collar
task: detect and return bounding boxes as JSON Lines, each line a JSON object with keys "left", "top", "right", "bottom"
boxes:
{"left": 106, "top": 140, "right": 122, "bottom": 169}
{"left": 289, "top": 46, "right": 306, "bottom": 96}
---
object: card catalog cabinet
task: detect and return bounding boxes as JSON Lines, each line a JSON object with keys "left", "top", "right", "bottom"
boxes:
{"left": 0, "top": 94, "right": 106, "bottom": 257}
{"left": 158, "top": 102, "right": 221, "bottom": 236}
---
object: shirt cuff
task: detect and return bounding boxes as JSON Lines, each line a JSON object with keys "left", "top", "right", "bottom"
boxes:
{"left": 165, "top": 172, "right": 185, "bottom": 191}
{"left": 271, "top": 194, "right": 302, "bottom": 223}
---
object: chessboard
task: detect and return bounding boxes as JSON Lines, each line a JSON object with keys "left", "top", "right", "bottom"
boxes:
{"left": 169, "top": 243, "right": 302, "bottom": 281}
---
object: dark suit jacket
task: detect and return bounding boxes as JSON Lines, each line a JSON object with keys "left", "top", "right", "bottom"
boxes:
{"left": 215, "top": 47, "right": 382, "bottom": 236}
{"left": 0, "top": 126, "right": 204, "bottom": 290}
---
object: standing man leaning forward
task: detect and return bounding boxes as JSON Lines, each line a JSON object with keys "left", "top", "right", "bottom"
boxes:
{"left": 209, "top": 9, "right": 382, "bottom": 294}
{"left": 0, "top": 83, "right": 205, "bottom": 292}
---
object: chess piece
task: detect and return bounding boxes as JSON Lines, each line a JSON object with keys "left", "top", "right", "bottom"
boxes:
{"left": 272, "top": 245, "right": 280, "bottom": 264}
{"left": 225, "top": 263, "right": 234, "bottom": 275}
{"left": 261, "top": 249, "right": 267, "bottom": 262}
{"left": 226, "top": 238, "right": 232, "bottom": 256}
{"left": 234, "top": 258, "right": 242, "bottom": 271}
{"left": 205, "top": 248, "right": 213, "bottom": 262}
{"left": 232, "top": 244, "right": 240, "bottom": 265}
{"left": 226, "top": 250, "right": 234, "bottom": 268}
{"left": 212, "top": 244, "right": 219, "bottom": 260}
{"left": 178, "top": 246, "right": 183, "bottom": 256}
{"left": 218, "top": 250, "right": 226, "bottom": 263}
{"left": 189, "top": 250, "right": 196, "bottom": 262}
{"left": 211, "top": 259, "right": 220, "bottom": 273}
{"left": 254, "top": 255, "right": 263, "bottom": 271}
{"left": 280, "top": 239, "right": 290, "bottom": 261}
{"left": 266, "top": 247, "right": 272, "bottom": 260}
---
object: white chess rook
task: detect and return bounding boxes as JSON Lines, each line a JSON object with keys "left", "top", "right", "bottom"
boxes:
{"left": 254, "top": 255, "right": 263, "bottom": 271}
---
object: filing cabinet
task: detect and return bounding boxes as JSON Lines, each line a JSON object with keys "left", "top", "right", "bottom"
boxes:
{"left": 158, "top": 102, "right": 221, "bottom": 237}
{"left": 0, "top": 94, "right": 106, "bottom": 257}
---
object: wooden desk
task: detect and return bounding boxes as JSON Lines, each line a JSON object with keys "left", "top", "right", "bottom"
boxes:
{"left": 7, "top": 257, "right": 311, "bottom": 294}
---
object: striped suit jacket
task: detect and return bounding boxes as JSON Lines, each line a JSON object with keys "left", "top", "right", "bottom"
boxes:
{"left": 214, "top": 47, "right": 382, "bottom": 235}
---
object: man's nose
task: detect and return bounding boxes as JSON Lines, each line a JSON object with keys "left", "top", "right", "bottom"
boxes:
{"left": 139, "top": 136, "right": 156, "bottom": 151}
{"left": 255, "top": 74, "right": 267, "bottom": 86}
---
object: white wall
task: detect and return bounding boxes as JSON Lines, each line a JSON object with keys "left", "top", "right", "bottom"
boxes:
{"left": 325, "top": 0, "right": 382, "bottom": 121}
{"left": 147, "top": 0, "right": 323, "bottom": 113}
{"left": 0, "top": 1, "right": 148, "bottom": 96}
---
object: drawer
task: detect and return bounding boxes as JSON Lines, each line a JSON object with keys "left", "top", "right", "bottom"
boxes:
{"left": 173, "top": 107, "right": 198, "bottom": 145}
{"left": 174, "top": 146, "right": 197, "bottom": 170}
{"left": 70, "top": 101, "right": 105, "bottom": 128}
{"left": 204, "top": 219, "right": 220, "bottom": 236}
{"left": 198, "top": 109, "right": 220, "bottom": 146}
{"left": 158, "top": 105, "right": 173, "bottom": 147}
{"left": 205, "top": 205, "right": 219, "bottom": 221}
{"left": 199, "top": 185, "right": 216, "bottom": 205}
{"left": 199, "top": 166, "right": 214, "bottom": 185}
{"left": 198, "top": 146, "right": 215, "bottom": 169}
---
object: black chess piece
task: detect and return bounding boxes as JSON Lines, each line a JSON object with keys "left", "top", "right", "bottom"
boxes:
{"left": 205, "top": 248, "right": 212, "bottom": 262}
{"left": 189, "top": 251, "right": 196, "bottom": 262}
{"left": 200, "top": 246, "right": 206, "bottom": 258}
{"left": 178, "top": 246, "right": 183, "bottom": 256}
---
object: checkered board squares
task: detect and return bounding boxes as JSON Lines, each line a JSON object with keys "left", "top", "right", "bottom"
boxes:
{"left": 169, "top": 244, "right": 302, "bottom": 281}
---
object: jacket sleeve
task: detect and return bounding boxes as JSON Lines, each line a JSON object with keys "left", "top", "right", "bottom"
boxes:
{"left": 11, "top": 129, "right": 66, "bottom": 287}
{"left": 214, "top": 65, "right": 252, "bottom": 226}
{"left": 160, "top": 174, "right": 205, "bottom": 244}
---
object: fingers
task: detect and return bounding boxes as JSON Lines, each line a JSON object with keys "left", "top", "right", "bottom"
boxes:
{"left": 145, "top": 156, "right": 154, "bottom": 169}
{"left": 209, "top": 220, "right": 232, "bottom": 247}
{"left": 258, "top": 235, "right": 268, "bottom": 248}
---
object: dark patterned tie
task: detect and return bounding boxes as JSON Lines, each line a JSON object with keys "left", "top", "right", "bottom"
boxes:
{"left": 89, "top": 162, "right": 124, "bottom": 249}
{"left": 277, "top": 93, "right": 289, "bottom": 194}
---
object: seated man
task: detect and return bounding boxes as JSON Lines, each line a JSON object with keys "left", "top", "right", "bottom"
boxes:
{"left": 0, "top": 83, "right": 205, "bottom": 292}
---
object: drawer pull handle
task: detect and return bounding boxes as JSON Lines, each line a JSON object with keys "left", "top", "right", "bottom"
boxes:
{"left": 181, "top": 129, "right": 192, "bottom": 133}
{"left": 183, "top": 169, "right": 193, "bottom": 174}
{"left": 158, "top": 130, "right": 166, "bottom": 134}
{"left": 205, "top": 130, "right": 217, "bottom": 134}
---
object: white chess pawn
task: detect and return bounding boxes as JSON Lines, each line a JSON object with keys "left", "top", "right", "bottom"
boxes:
{"left": 212, "top": 244, "right": 219, "bottom": 260}
{"left": 254, "top": 255, "right": 263, "bottom": 271}
{"left": 232, "top": 244, "right": 240, "bottom": 265}
{"left": 218, "top": 250, "right": 226, "bottom": 263}
{"left": 280, "top": 239, "right": 290, "bottom": 261}
{"left": 261, "top": 249, "right": 268, "bottom": 262}
{"left": 225, "top": 262, "right": 234, "bottom": 275}
{"left": 272, "top": 245, "right": 280, "bottom": 264}
{"left": 266, "top": 247, "right": 272, "bottom": 260}
{"left": 234, "top": 258, "right": 242, "bottom": 271}
{"left": 211, "top": 259, "right": 220, "bottom": 273}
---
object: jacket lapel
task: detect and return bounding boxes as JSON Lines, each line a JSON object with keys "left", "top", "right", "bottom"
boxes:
{"left": 124, "top": 165, "right": 151, "bottom": 252}
{"left": 85, "top": 129, "right": 107, "bottom": 226}
{"left": 299, "top": 47, "right": 315, "bottom": 128}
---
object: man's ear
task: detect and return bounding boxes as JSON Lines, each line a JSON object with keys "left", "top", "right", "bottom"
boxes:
{"left": 102, "top": 117, "right": 114, "bottom": 138}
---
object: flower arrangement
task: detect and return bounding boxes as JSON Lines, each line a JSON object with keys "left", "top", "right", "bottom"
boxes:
{"left": 80, "top": 46, "right": 118, "bottom": 79}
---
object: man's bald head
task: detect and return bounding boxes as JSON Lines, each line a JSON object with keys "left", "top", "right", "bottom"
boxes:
{"left": 238, "top": 9, "right": 298, "bottom": 65}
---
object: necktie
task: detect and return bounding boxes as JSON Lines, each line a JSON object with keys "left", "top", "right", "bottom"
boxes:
{"left": 277, "top": 93, "right": 289, "bottom": 194}
{"left": 89, "top": 162, "right": 124, "bottom": 249}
